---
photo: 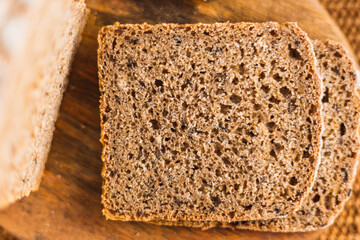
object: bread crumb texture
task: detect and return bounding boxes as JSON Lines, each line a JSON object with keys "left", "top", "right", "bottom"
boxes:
{"left": 149, "top": 40, "right": 360, "bottom": 231}
{"left": 98, "top": 22, "right": 322, "bottom": 222}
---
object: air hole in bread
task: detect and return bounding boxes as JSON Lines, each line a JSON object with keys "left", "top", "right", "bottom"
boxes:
{"left": 270, "top": 149, "right": 277, "bottom": 159}
{"left": 220, "top": 104, "right": 232, "bottom": 114}
{"left": 312, "top": 194, "right": 320, "bottom": 203}
{"left": 270, "top": 30, "right": 278, "bottom": 37}
{"left": 259, "top": 72, "right": 266, "bottom": 80}
{"left": 333, "top": 51, "right": 342, "bottom": 58}
{"left": 181, "top": 142, "right": 189, "bottom": 151}
{"left": 288, "top": 44, "right": 303, "bottom": 60}
{"left": 269, "top": 96, "right": 280, "bottom": 104}
{"left": 232, "top": 147, "right": 239, "bottom": 156}
{"left": 211, "top": 196, "right": 221, "bottom": 207}
{"left": 149, "top": 119, "right": 160, "bottom": 130}
{"left": 335, "top": 196, "right": 341, "bottom": 205}
{"left": 214, "top": 143, "right": 223, "bottom": 156}
{"left": 322, "top": 87, "right": 329, "bottom": 103}
{"left": 261, "top": 85, "right": 270, "bottom": 93}
{"left": 232, "top": 77, "right": 239, "bottom": 85}
{"left": 273, "top": 73, "right": 282, "bottom": 82}
{"left": 288, "top": 99, "right": 297, "bottom": 113}
{"left": 289, "top": 177, "right": 298, "bottom": 186}
{"left": 308, "top": 132, "right": 312, "bottom": 142}
{"left": 266, "top": 122, "right": 276, "bottom": 132}
{"left": 216, "top": 88, "right": 225, "bottom": 95}
{"left": 331, "top": 67, "right": 340, "bottom": 75}
{"left": 112, "top": 39, "right": 117, "bottom": 50}
{"left": 230, "top": 94, "right": 241, "bottom": 103}
{"left": 244, "top": 204, "right": 253, "bottom": 211}
{"left": 246, "top": 131, "right": 256, "bottom": 137}
{"left": 341, "top": 168, "right": 348, "bottom": 182}
{"left": 254, "top": 104, "right": 261, "bottom": 111}
{"left": 127, "top": 58, "right": 137, "bottom": 68}
{"left": 280, "top": 86, "right": 291, "bottom": 98}
{"left": 222, "top": 157, "right": 231, "bottom": 165}
{"left": 303, "top": 150, "right": 310, "bottom": 158}
{"left": 309, "top": 104, "right": 317, "bottom": 115}
{"left": 340, "top": 123, "right": 346, "bottom": 136}
{"left": 325, "top": 194, "right": 333, "bottom": 210}
{"left": 274, "top": 143, "right": 284, "bottom": 152}
{"left": 237, "top": 62, "right": 246, "bottom": 75}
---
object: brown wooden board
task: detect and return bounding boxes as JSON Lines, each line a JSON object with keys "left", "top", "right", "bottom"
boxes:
{"left": 0, "top": 0, "right": 356, "bottom": 239}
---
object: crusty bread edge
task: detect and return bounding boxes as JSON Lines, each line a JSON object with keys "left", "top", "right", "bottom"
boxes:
{"left": 307, "top": 39, "right": 360, "bottom": 232}
{"left": 281, "top": 22, "right": 323, "bottom": 218}
{"left": 23, "top": 0, "right": 89, "bottom": 197}
{"left": 236, "top": 40, "right": 360, "bottom": 232}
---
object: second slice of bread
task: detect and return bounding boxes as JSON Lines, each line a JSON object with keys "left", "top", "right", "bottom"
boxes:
{"left": 149, "top": 40, "right": 360, "bottom": 231}
{"left": 98, "top": 22, "right": 322, "bottom": 222}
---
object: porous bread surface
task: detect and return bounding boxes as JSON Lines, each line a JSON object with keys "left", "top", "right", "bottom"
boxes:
{"left": 99, "top": 22, "right": 322, "bottom": 222}
{"left": 150, "top": 40, "right": 360, "bottom": 231}
{"left": 0, "top": 0, "right": 88, "bottom": 209}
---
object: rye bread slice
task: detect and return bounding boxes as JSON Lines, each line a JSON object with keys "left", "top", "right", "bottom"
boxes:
{"left": 150, "top": 40, "right": 360, "bottom": 231}
{"left": 0, "top": 0, "right": 88, "bottom": 208}
{"left": 98, "top": 22, "right": 322, "bottom": 222}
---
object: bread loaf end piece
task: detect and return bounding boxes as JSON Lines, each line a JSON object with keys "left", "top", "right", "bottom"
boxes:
{"left": 0, "top": 0, "right": 88, "bottom": 208}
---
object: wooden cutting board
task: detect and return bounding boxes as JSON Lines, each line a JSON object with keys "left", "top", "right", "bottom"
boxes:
{"left": 0, "top": 0, "right": 356, "bottom": 239}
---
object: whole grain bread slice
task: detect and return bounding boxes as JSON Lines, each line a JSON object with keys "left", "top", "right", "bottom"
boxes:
{"left": 99, "top": 22, "right": 323, "bottom": 222}
{"left": 150, "top": 40, "right": 360, "bottom": 231}
{"left": 0, "top": 0, "right": 88, "bottom": 209}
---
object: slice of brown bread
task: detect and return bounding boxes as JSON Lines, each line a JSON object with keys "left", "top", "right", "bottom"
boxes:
{"left": 98, "top": 22, "right": 322, "bottom": 222}
{"left": 149, "top": 40, "right": 360, "bottom": 231}
{"left": 0, "top": 0, "right": 88, "bottom": 208}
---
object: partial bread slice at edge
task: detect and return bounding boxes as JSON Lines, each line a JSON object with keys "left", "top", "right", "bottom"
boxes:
{"left": 0, "top": 0, "right": 88, "bottom": 209}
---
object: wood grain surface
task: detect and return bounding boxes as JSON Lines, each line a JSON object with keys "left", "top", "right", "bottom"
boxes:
{"left": 0, "top": 0, "right": 355, "bottom": 239}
